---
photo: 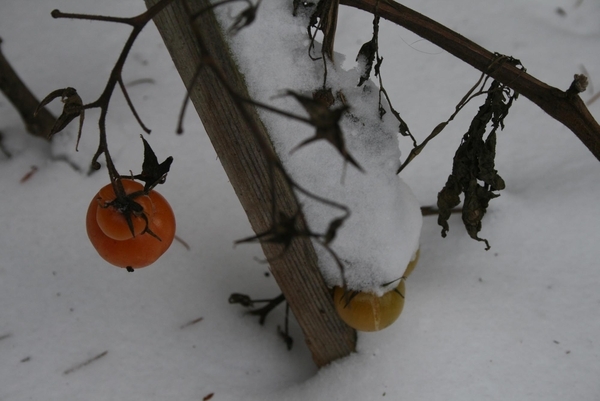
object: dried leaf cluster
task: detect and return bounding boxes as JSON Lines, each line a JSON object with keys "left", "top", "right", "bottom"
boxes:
{"left": 437, "top": 80, "right": 518, "bottom": 249}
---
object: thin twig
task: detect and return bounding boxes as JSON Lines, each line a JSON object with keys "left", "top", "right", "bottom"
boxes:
{"left": 118, "top": 77, "right": 151, "bottom": 133}
{"left": 63, "top": 351, "right": 108, "bottom": 375}
{"left": 397, "top": 57, "right": 516, "bottom": 173}
{"left": 180, "top": 317, "right": 204, "bottom": 329}
{"left": 51, "top": 9, "right": 137, "bottom": 25}
{"left": 52, "top": 0, "right": 177, "bottom": 197}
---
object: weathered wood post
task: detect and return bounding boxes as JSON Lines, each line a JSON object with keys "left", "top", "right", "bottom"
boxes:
{"left": 145, "top": 0, "right": 356, "bottom": 367}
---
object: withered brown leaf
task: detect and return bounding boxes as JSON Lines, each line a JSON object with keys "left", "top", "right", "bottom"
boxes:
{"left": 286, "top": 90, "right": 364, "bottom": 172}
{"left": 437, "top": 80, "right": 516, "bottom": 249}
{"left": 35, "top": 87, "right": 85, "bottom": 149}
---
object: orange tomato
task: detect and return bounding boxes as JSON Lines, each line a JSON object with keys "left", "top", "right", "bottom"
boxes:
{"left": 86, "top": 180, "right": 175, "bottom": 270}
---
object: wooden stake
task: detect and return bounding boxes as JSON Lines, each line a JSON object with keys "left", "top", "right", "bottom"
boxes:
{"left": 144, "top": 0, "right": 356, "bottom": 367}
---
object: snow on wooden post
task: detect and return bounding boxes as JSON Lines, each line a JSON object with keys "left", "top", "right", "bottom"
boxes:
{"left": 144, "top": 0, "right": 356, "bottom": 366}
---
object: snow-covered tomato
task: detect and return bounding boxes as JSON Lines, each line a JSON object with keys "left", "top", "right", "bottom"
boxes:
{"left": 333, "top": 280, "right": 405, "bottom": 332}
{"left": 86, "top": 179, "right": 175, "bottom": 270}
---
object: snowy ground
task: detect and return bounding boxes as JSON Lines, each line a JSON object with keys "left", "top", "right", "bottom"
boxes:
{"left": 1, "top": 0, "right": 599, "bottom": 400}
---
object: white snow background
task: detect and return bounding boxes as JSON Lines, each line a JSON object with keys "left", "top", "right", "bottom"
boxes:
{"left": 1, "top": 0, "right": 599, "bottom": 400}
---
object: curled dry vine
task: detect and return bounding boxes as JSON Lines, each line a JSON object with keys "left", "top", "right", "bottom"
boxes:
{"left": 395, "top": 55, "right": 524, "bottom": 247}
{"left": 37, "top": 0, "right": 527, "bottom": 258}
{"left": 347, "top": 0, "right": 512, "bottom": 247}
{"left": 354, "top": 3, "right": 415, "bottom": 146}
{"left": 36, "top": 0, "right": 177, "bottom": 209}
{"left": 26, "top": 0, "right": 600, "bottom": 256}
{"left": 341, "top": 0, "right": 600, "bottom": 163}
{"left": 34, "top": 0, "right": 599, "bottom": 365}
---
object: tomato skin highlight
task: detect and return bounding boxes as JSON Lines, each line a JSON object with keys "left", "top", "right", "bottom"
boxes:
{"left": 95, "top": 180, "right": 155, "bottom": 240}
{"left": 86, "top": 180, "right": 176, "bottom": 269}
{"left": 333, "top": 280, "right": 405, "bottom": 332}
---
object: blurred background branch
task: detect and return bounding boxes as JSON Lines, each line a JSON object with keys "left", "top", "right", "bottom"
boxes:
{"left": 0, "top": 37, "right": 56, "bottom": 139}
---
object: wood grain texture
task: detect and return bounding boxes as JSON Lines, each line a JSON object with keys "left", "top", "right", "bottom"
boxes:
{"left": 145, "top": 0, "right": 356, "bottom": 367}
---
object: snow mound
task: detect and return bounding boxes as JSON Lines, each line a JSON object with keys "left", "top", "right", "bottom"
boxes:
{"left": 217, "top": 1, "right": 422, "bottom": 293}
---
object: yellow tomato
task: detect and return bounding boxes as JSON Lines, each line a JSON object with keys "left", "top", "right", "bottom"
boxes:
{"left": 403, "top": 249, "right": 420, "bottom": 279}
{"left": 333, "top": 280, "right": 405, "bottom": 332}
